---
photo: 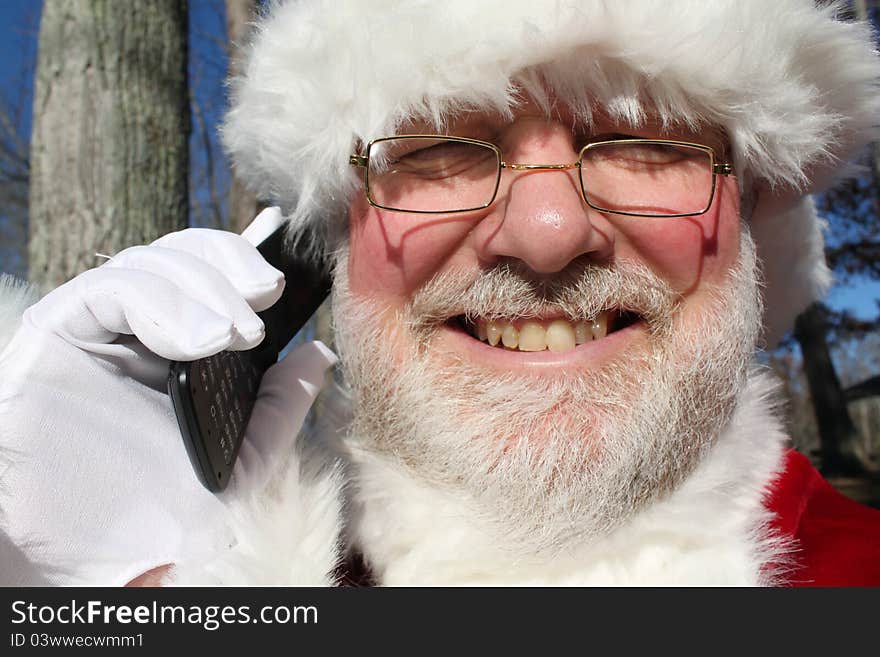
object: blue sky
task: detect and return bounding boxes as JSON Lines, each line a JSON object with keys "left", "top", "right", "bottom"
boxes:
{"left": 0, "top": 0, "right": 878, "bottom": 324}
{"left": 829, "top": 279, "right": 880, "bottom": 320}
{"left": 0, "top": 1, "right": 38, "bottom": 136}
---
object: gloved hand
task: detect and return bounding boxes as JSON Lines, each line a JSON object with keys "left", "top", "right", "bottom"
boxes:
{"left": 0, "top": 208, "right": 338, "bottom": 586}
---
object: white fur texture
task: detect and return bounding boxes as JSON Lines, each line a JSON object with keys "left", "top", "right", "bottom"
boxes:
{"left": 346, "top": 369, "right": 793, "bottom": 586}
{"left": 167, "top": 440, "right": 345, "bottom": 586}
{"left": 0, "top": 275, "right": 37, "bottom": 354}
{"left": 223, "top": 0, "right": 880, "bottom": 343}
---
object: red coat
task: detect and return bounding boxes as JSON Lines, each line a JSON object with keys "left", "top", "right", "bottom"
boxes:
{"left": 768, "top": 449, "right": 880, "bottom": 586}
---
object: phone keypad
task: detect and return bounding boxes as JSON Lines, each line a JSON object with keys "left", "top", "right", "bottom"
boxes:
{"left": 190, "top": 350, "right": 264, "bottom": 471}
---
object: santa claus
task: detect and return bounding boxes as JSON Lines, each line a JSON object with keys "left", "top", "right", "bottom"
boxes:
{"left": 1, "top": 0, "right": 879, "bottom": 586}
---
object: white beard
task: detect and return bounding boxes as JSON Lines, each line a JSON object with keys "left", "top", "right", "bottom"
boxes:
{"left": 331, "top": 227, "right": 764, "bottom": 565}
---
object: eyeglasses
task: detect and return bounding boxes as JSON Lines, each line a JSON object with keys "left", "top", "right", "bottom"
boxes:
{"left": 349, "top": 135, "right": 733, "bottom": 218}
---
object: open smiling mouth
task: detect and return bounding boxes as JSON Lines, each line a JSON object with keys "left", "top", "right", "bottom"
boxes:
{"left": 448, "top": 310, "right": 641, "bottom": 353}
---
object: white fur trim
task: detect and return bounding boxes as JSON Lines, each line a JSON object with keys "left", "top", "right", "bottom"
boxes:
{"left": 0, "top": 275, "right": 37, "bottom": 354}
{"left": 346, "top": 369, "right": 793, "bottom": 585}
{"left": 168, "top": 438, "right": 345, "bottom": 585}
{"left": 223, "top": 0, "right": 880, "bottom": 341}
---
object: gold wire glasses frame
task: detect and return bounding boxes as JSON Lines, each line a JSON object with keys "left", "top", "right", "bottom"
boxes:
{"left": 349, "top": 134, "right": 734, "bottom": 218}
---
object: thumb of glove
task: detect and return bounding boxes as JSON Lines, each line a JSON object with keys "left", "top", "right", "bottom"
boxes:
{"left": 228, "top": 340, "right": 338, "bottom": 493}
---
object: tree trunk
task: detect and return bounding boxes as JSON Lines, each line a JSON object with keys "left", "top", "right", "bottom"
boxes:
{"left": 225, "top": 0, "right": 264, "bottom": 234}
{"left": 28, "top": 0, "right": 189, "bottom": 293}
{"left": 794, "top": 303, "right": 864, "bottom": 475}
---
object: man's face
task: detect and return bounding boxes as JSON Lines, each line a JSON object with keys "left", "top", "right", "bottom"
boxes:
{"left": 333, "top": 104, "right": 762, "bottom": 552}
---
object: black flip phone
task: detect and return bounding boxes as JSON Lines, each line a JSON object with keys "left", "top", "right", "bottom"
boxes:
{"left": 168, "top": 224, "right": 332, "bottom": 492}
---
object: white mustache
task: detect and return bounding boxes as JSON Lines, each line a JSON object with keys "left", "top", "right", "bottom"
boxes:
{"left": 407, "top": 256, "right": 680, "bottom": 332}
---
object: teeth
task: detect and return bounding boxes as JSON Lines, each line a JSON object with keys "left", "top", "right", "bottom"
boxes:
{"left": 501, "top": 324, "right": 519, "bottom": 349}
{"left": 546, "top": 319, "right": 576, "bottom": 352}
{"left": 486, "top": 320, "right": 502, "bottom": 346}
{"left": 518, "top": 321, "right": 547, "bottom": 351}
{"left": 591, "top": 313, "right": 608, "bottom": 340}
{"left": 469, "top": 312, "right": 615, "bottom": 352}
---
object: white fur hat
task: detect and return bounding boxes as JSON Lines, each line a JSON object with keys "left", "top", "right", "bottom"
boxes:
{"left": 222, "top": 0, "right": 880, "bottom": 345}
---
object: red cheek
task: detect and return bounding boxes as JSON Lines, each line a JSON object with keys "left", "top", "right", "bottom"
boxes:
{"left": 347, "top": 196, "right": 479, "bottom": 300}
{"left": 614, "top": 179, "right": 740, "bottom": 295}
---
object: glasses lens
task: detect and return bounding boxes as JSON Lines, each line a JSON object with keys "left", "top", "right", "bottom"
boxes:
{"left": 580, "top": 142, "right": 714, "bottom": 216}
{"left": 366, "top": 137, "right": 501, "bottom": 213}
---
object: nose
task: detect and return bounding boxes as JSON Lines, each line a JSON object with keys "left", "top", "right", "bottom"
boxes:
{"left": 470, "top": 129, "right": 614, "bottom": 274}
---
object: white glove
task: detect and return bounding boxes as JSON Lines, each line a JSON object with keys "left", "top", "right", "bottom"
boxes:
{"left": 0, "top": 208, "right": 338, "bottom": 586}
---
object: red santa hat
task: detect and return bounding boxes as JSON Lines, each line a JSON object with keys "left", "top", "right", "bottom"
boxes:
{"left": 221, "top": 0, "right": 880, "bottom": 345}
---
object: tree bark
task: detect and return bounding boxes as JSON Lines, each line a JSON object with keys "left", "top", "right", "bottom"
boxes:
{"left": 794, "top": 304, "right": 864, "bottom": 475}
{"left": 225, "top": 0, "right": 264, "bottom": 234}
{"left": 28, "top": 0, "right": 189, "bottom": 293}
